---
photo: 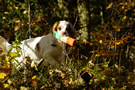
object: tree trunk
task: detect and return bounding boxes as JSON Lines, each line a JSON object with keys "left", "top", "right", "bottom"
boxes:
{"left": 77, "top": 0, "right": 90, "bottom": 41}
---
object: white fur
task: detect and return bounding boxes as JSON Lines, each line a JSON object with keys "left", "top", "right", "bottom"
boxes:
{"left": 0, "top": 20, "right": 76, "bottom": 69}
{"left": 57, "top": 21, "right": 69, "bottom": 36}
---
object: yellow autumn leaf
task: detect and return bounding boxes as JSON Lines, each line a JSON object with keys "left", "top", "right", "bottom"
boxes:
{"left": 4, "top": 12, "right": 9, "bottom": 14}
{"left": 31, "top": 61, "right": 38, "bottom": 71}
{"left": 88, "top": 60, "right": 92, "bottom": 64}
{"left": 15, "top": 20, "right": 20, "bottom": 23}
{"left": 99, "top": 40, "right": 103, "bottom": 44}
{"left": 0, "top": 72, "right": 7, "bottom": 79}
{"left": 32, "top": 75, "right": 37, "bottom": 79}
{"left": 111, "top": 46, "right": 115, "bottom": 48}
{"left": 23, "top": 11, "right": 27, "bottom": 14}
{"left": 115, "top": 42, "right": 121, "bottom": 45}
{"left": 82, "top": 67, "right": 86, "bottom": 70}
{"left": 59, "top": 4, "right": 63, "bottom": 8}
{"left": 106, "top": 3, "right": 113, "bottom": 9}
{"left": 2, "top": 63, "right": 10, "bottom": 68}
{"left": 3, "top": 83, "right": 10, "bottom": 88}
{"left": 15, "top": 7, "right": 18, "bottom": 10}
{"left": 40, "top": 85, "right": 45, "bottom": 89}
{"left": 121, "top": 6, "right": 124, "bottom": 10}
{"left": 3, "top": 17, "right": 6, "bottom": 19}
{"left": 31, "top": 75, "right": 37, "bottom": 86}
{"left": 95, "top": 54, "right": 100, "bottom": 57}
{"left": 122, "top": 16, "right": 127, "bottom": 21}
{"left": 69, "top": 78, "right": 73, "bottom": 84}
{"left": 114, "top": 64, "right": 118, "bottom": 69}
{"left": 31, "top": 61, "right": 35, "bottom": 68}
{"left": 10, "top": 53, "right": 17, "bottom": 57}
{"left": 61, "top": 73, "right": 65, "bottom": 79}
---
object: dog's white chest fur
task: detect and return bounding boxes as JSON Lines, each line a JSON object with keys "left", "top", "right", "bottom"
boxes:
{"left": 20, "top": 34, "right": 65, "bottom": 65}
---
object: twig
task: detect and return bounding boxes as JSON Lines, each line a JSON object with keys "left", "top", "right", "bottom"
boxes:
{"left": 28, "top": 0, "right": 31, "bottom": 38}
{"left": 73, "top": 15, "right": 78, "bottom": 28}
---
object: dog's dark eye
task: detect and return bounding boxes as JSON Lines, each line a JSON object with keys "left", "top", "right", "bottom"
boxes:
{"left": 57, "top": 26, "right": 62, "bottom": 30}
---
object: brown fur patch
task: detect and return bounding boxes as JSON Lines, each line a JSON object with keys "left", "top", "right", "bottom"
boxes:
{"left": 36, "top": 43, "right": 40, "bottom": 52}
{"left": 50, "top": 21, "right": 60, "bottom": 34}
{"left": 54, "top": 21, "right": 60, "bottom": 31}
{"left": 57, "top": 26, "right": 62, "bottom": 30}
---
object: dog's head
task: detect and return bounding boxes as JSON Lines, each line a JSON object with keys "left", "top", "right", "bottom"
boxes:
{"left": 51, "top": 20, "right": 76, "bottom": 38}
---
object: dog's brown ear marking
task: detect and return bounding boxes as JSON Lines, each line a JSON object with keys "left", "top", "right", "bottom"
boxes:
{"left": 50, "top": 21, "right": 60, "bottom": 34}
{"left": 53, "top": 21, "right": 60, "bottom": 31}
{"left": 36, "top": 43, "right": 40, "bottom": 52}
{"left": 57, "top": 26, "right": 62, "bottom": 30}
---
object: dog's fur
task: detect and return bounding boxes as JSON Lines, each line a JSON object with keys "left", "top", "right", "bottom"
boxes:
{"left": 0, "top": 20, "right": 76, "bottom": 69}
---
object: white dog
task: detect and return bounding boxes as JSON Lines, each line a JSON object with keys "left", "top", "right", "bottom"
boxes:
{"left": 0, "top": 20, "right": 76, "bottom": 69}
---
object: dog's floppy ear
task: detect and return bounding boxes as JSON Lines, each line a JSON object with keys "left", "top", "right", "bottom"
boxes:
{"left": 50, "top": 21, "right": 60, "bottom": 34}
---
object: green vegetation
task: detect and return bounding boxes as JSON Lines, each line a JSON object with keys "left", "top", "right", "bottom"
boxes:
{"left": 0, "top": 0, "right": 135, "bottom": 89}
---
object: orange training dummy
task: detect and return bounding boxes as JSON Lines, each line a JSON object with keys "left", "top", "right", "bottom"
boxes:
{"left": 53, "top": 31, "right": 76, "bottom": 46}
{"left": 61, "top": 36, "right": 76, "bottom": 46}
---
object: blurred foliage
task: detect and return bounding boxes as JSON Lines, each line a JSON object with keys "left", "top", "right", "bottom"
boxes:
{"left": 0, "top": 0, "right": 135, "bottom": 89}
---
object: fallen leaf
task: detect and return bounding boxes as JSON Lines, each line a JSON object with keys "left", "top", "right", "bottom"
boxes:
{"left": 95, "top": 54, "right": 100, "bottom": 57}
{"left": 31, "top": 75, "right": 37, "bottom": 86}
{"left": 99, "top": 40, "right": 103, "bottom": 44}
{"left": 32, "top": 75, "right": 37, "bottom": 80}
{"left": 106, "top": 3, "right": 113, "bottom": 9}
{"left": 15, "top": 20, "right": 20, "bottom": 23}
{"left": 0, "top": 72, "right": 7, "bottom": 79}
{"left": 31, "top": 61, "right": 38, "bottom": 71}
{"left": 122, "top": 16, "right": 127, "bottom": 21}
{"left": 61, "top": 72, "right": 65, "bottom": 79}
{"left": 15, "top": 7, "right": 18, "bottom": 10}
{"left": 90, "top": 43, "right": 93, "bottom": 46}
{"left": 69, "top": 78, "right": 73, "bottom": 84}
{"left": 14, "top": 25, "right": 19, "bottom": 31}
{"left": 114, "top": 64, "right": 118, "bottom": 69}
{"left": 4, "top": 12, "right": 9, "bottom": 14}
{"left": 3, "top": 83, "right": 10, "bottom": 88}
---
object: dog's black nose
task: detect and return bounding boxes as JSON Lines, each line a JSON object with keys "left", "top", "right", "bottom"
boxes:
{"left": 63, "top": 32, "right": 66, "bottom": 34}
{"left": 61, "top": 31, "right": 67, "bottom": 36}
